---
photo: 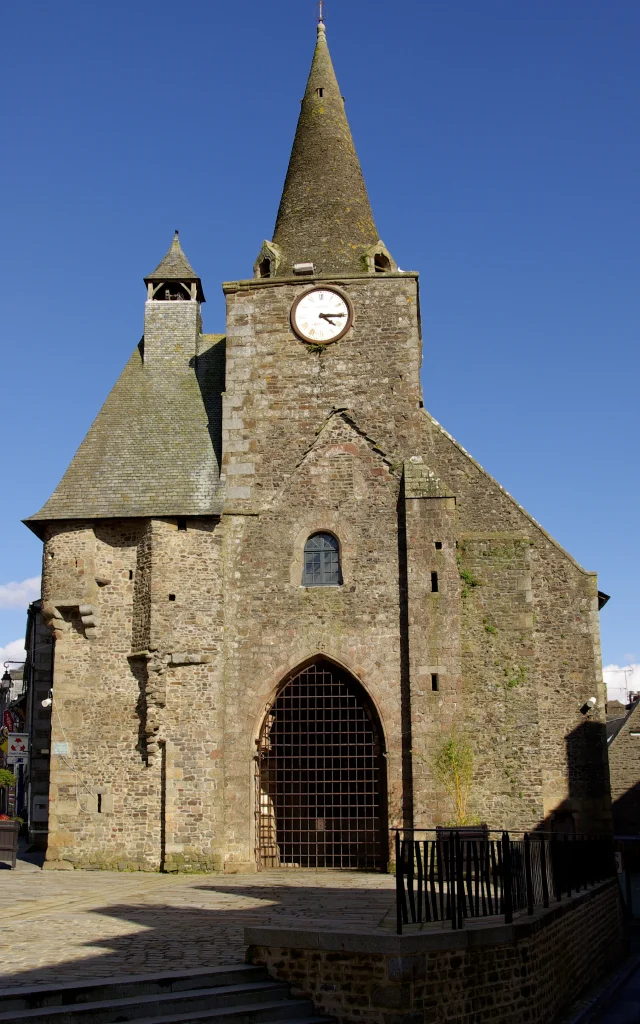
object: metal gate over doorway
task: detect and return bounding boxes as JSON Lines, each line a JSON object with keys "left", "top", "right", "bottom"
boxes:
{"left": 256, "top": 660, "right": 386, "bottom": 870}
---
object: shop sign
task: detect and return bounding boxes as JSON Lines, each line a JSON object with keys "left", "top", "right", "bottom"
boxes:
{"left": 4, "top": 709, "right": 25, "bottom": 732}
{"left": 6, "top": 754, "right": 27, "bottom": 767}
{"left": 7, "top": 734, "right": 28, "bottom": 755}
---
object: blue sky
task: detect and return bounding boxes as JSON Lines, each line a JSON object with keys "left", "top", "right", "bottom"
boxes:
{"left": 1, "top": 0, "right": 638, "bottom": 684}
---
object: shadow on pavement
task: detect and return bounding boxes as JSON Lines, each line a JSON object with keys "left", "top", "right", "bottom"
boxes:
{"left": 0, "top": 879, "right": 394, "bottom": 991}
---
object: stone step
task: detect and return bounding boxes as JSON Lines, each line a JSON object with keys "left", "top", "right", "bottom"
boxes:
{"left": 0, "top": 981, "right": 295, "bottom": 1024}
{"left": 245, "top": 1019, "right": 331, "bottom": 1024}
{"left": 138, "top": 1007, "right": 328, "bottom": 1024}
{"left": 0, "top": 966, "right": 269, "bottom": 1014}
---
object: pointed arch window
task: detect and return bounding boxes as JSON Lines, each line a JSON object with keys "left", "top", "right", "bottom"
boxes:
{"left": 302, "top": 532, "right": 342, "bottom": 587}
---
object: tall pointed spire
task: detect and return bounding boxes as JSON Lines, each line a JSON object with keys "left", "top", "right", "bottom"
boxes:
{"left": 271, "top": 18, "right": 379, "bottom": 276}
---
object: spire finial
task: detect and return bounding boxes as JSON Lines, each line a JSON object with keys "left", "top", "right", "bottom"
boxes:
{"left": 317, "top": 1, "right": 325, "bottom": 32}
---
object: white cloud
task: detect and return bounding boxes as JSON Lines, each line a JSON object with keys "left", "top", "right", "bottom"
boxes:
{"left": 0, "top": 577, "right": 41, "bottom": 610}
{"left": 0, "top": 638, "right": 26, "bottom": 665}
{"left": 604, "top": 664, "right": 640, "bottom": 703}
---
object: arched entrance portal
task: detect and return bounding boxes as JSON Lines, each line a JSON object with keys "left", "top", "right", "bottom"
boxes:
{"left": 256, "top": 659, "right": 387, "bottom": 870}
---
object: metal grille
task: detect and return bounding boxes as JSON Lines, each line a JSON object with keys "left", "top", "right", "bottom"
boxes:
{"left": 256, "top": 661, "right": 385, "bottom": 870}
{"left": 302, "top": 533, "right": 342, "bottom": 586}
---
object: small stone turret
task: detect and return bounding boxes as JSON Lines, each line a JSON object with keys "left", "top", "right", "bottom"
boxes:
{"left": 143, "top": 231, "right": 203, "bottom": 370}
{"left": 144, "top": 230, "right": 205, "bottom": 302}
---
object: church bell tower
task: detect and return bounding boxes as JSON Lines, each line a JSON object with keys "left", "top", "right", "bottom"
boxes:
{"left": 222, "top": 17, "right": 424, "bottom": 511}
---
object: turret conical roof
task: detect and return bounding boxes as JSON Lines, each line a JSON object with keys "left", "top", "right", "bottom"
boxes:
{"left": 272, "top": 21, "right": 379, "bottom": 276}
{"left": 144, "top": 231, "right": 205, "bottom": 300}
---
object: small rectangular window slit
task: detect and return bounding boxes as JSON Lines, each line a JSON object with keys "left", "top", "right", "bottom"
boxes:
{"left": 435, "top": 541, "right": 442, "bottom": 550}
{"left": 431, "top": 674, "right": 439, "bottom": 692}
{"left": 431, "top": 571, "right": 439, "bottom": 593}
{"left": 169, "top": 594, "right": 176, "bottom": 601}
{"left": 129, "top": 570, "right": 134, "bottom": 580}
{"left": 97, "top": 793, "right": 102, "bottom": 813}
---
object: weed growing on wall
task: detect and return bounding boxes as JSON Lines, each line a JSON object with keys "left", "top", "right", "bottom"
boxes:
{"left": 431, "top": 731, "right": 475, "bottom": 826}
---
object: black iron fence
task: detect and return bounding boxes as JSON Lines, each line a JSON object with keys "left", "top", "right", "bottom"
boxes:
{"left": 395, "top": 829, "right": 615, "bottom": 934}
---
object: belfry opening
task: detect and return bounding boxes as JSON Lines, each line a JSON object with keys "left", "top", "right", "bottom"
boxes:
{"left": 256, "top": 660, "right": 387, "bottom": 870}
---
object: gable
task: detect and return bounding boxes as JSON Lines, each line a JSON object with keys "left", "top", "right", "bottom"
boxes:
{"left": 419, "top": 408, "right": 595, "bottom": 578}
{"left": 265, "top": 410, "right": 397, "bottom": 513}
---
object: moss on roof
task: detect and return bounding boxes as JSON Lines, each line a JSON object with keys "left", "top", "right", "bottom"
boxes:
{"left": 26, "top": 334, "right": 225, "bottom": 527}
{"left": 272, "top": 22, "right": 378, "bottom": 276}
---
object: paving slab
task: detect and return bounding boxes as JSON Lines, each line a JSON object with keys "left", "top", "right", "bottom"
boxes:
{"left": 0, "top": 861, "right": 395, "bottom": 988}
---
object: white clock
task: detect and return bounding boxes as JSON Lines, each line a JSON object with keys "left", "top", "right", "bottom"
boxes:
{"left": 291, "top": 287, "right": 353, "bottom": 344}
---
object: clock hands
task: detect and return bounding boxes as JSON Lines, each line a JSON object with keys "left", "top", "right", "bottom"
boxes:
{"left": 318, "top": 312, "right": 347, "bottom": 325}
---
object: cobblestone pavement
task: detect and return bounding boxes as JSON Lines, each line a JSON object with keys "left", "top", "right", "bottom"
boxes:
{"left": 0, "top": 856, "right": 395, "bottom": 989}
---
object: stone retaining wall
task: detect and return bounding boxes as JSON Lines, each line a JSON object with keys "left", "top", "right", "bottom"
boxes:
{"left": 246, "top": 879, "right": 624, "bottom": 1024}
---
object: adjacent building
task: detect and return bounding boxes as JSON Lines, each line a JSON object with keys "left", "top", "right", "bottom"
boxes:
{"left": 608, "top": 698, "right": 640, "bottom": 835}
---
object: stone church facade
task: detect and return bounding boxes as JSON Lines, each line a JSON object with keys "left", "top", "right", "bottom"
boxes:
{"left": 27, "top": 21, "right": 610, "bottom": 872}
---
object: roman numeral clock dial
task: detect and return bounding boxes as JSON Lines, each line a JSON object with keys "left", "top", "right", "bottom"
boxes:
{"left": 291, "top": 287, "right": 353, "bottom": 344}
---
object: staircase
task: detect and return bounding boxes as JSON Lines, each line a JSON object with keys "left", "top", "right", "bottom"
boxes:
{"left": 0, "top": 964, "right": 333, "bottom": 1024}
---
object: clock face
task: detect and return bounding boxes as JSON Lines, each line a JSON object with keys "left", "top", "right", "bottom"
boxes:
{"left": 291, "top": 288, "right": 352, "bottom": 344}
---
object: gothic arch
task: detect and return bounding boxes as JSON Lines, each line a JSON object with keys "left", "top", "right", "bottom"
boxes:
{"left": 250, "top": 649, "right": 390, "bottom": 747}
{"left": 255, "top": 657, "right": 388, "bottom": 870}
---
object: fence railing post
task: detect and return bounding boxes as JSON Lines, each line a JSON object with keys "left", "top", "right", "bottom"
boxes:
{"left": 502, "top": 831, "right": 513, "bottom": 925}
{"left": 550, "top": 835, "right": 562, "bottom": 902}
{"left": 455, "top": 831, "right": 465, "bottom": 928}
{"left": 567, "top": 836, "right": 572, "bottom": 897}
{"left": 524, "top": 833, "right": 534, "bottom": 915}
{"left": 539, "top": 837, "right": 550, "bottom": 909}
{"left": 449, "top": 835, "right": 458, "bottom": 929}
{"left": 406, "top": 835, "right": 416, "bottom": 924}
{"left": 395, "top": 831, "right": 404, "bottom": 935}
{"left": 393, "top": 828, "right": 606, "bottom": 934}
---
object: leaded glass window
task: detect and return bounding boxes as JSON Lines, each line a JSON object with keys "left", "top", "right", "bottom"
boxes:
{"left": 302, "top": 532, "right": 342, "bottom": 587}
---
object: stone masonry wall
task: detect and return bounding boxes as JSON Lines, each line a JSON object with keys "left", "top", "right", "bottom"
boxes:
{"left": 221, "top": 275, "right": 424, "bottom": 511}
{"left": 41, "top": 515, "right": 225, "bottom": 871}
{"left": 608, "top": 701, "right": 640, "bottom": 834}
{"left": 402, "top": 481, "right": 462, "bottom": 827}
{"left": 42, "top": 519, "right": 163, "bottom": 870}
{"left": 416, "top": 413, "right": 609, "bottom": 832}
{"left": 217, "top": 271, "right": 609, "bottom": 856}
{"left": 39, "top": 268, "right": 609, "bottom": 870}
{"left": 249, "top": 880, "right": 624, "bottom": 1024}
{"left": 221, "top": 411, "right": 406, "bottom": 869}
{"left": 455, "top": 533, "right": 543, "bottom": 830}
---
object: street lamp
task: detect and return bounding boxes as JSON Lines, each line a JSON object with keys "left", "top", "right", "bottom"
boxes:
{"left": 0, "top": 671, "right": 12, "bottom": 758}
{"left": 1, "top": 661, "right": 25, "bottom": 714}
{"left": 0, "top": 670, "right": 11, "bottom": 706}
